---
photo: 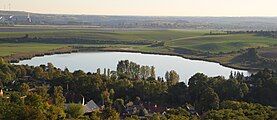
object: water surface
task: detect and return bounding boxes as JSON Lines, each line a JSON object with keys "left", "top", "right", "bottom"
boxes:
{"left": 16, "top": 52, "right": 250, "bottom": 83}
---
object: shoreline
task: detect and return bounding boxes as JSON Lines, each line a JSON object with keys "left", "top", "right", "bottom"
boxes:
{"left": 3, "top": 47, "right": 78, "bottom": 63}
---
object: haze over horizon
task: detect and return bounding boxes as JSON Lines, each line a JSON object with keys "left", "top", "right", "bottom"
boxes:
{"left": 0, "top": 0, "right": 276, "bottom": 17}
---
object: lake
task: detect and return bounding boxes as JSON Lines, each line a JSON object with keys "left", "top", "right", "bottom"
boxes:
{"left": 15, "top": 52, "right": 250, "bottom": 83}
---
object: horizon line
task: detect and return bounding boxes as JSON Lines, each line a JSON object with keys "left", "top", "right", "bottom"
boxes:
{"left": 1, "top": 10, "right": 277, "bottom": 18}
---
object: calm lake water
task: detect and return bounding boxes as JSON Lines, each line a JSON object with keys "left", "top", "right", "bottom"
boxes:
{"left": 15, "top": 52, "right": 250, "bottom": 83}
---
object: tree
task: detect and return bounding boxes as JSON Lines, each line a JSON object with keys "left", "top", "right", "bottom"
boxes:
{"left": 150, "top": 66, "right": 156, "bottom": 79}
{"left": 53, "top": 86, "right": 65, "bottom": 108}
{"left": 90, "top": 110, "right": 101, "bottom": 120}
{"left": 101, "top": 89, "right": 112, "bottom": 107}
{"left": 195, "top": 87, "right": 219, "bottom": 113}
{"left": 188, "top": 73, "right": 209, "bottom": 103}
{"left": 24, "top": 94, "right": 44, "bottom": 110}
{"left": 33, "top": 66, "right": 46, "bottom": 79}
{"left": 19, "top": 83, "right": 30, "bottom": 95}
{"left": 166, "top": 70, "right": 180, "bottom": 85}
{"left": 208, "top": 100, "right": 276, "bottom": 120}
{"left": 10, "top": 93, "right": 23, "bottom": 105}
{"left": 164, "top": 107, "right": 190, "bottom": 120}
{"left": 101, "top": 108, "right": 120, "bottom": 120}
{"left": 97, "top": 68, "right": 101, "bottom": 75}
{"left": 36, "top": 85, "right": 49, "bottom": 102}
{"left": 47, "top": 105, "right": 66, "bottom": 120}
{"left": 114, "top": 99, "right": 125, "bottom": 113}
{"left": 66, "top": 103, "right": 84, "bottom": 119}
{"left": 167, "top": 82, "right": 189, "bottom": 106}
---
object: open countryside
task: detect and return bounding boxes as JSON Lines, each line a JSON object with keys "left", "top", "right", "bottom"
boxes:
{"left": 0, "top": 0, "right": 277, "bottom": 119}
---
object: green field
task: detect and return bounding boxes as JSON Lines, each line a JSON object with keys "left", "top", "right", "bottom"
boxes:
{"left": 166, "top": 34, "right": 277, "bottom": 53}
{"left": 0, "top": 28, "right": 206, "bottom": 41}
{"left": 0, "top": 43, "right": 65, "bottom": 57}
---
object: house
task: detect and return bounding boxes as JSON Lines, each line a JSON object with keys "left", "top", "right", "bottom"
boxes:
{"left": 64, "top": 93, "right": 99, "bottom": 114}
{"left": 84, "top": 100, "right": 100, "bottom": 113}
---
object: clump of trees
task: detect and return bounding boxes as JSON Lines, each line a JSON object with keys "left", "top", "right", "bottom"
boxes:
{"left": 117, "top": 60, "right": 156, "bottom": 80}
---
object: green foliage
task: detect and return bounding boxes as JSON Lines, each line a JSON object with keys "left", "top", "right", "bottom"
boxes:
{"left": 24, "top": 94, "right": 44, "bottom": 110}
{"left": 164, "top": 107, "right": 190, "bottom": 120}
{"left": 90, "top": 110, "right": 101, "bottom": 120}
{"left": 36, "top": 85, "right": 50, "bottom": 102}
{"left": 47, "top": 105, "right": 66, "bottom": 120}
{"left": 19, "top": 83, "right": 30, "bottom": 95}
{"left": 53, "top": 86, "right": 66, "bottom": 108}
{"left": 204, "top": 109, "right": 248, "bottom": 120}
{"left": 205, "top": 101, "right": 275, "bottom": 120}
{"left": 10, "top": 92, "right": 23, "bottom": 105}
{"left": 114, "top": 99, "right": 125, "bottom": 113}
{"left": 101, "top": 108, "right": 120, "bottom": 120}
{"left": 0, "top": 60, "right": 276, "bottom": 119}
{"left": 150, "top": 114, "right": 167, "bottom": 120}
{"left": 195, "top": 87, "right": 219, "bottom": 112}
{"left": 117, "top": 60, "right": 156, "bottom": 80}
{"left": 165, "top": 70, "right": 180, "bottom": 85}
{"left": 125, "top": 115, "right": 140, "bottom": 120}
{"left": 66, "top": 103, "right": 84, "bottom": 119}
{"left": 167, "top": 82, "right": 189, "bottom": 106}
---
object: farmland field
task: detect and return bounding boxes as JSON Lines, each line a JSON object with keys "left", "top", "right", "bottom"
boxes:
{"left": 166, "top": 34, "right": 277, "bottom": 53}
{"left": 0, "top": 28, "right": 206, "bottom": 41}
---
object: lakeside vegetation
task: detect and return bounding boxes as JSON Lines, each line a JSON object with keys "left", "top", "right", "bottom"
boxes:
{"left": 0, "top": 59, "right": 276, "bottom": 119}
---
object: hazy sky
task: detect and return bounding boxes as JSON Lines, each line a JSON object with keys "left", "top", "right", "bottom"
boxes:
{"left": 1, "top": 0, "right": 277, "bottom": 16}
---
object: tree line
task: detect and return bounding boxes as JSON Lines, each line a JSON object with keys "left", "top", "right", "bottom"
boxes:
{"left": 0, "top": 58, "right": 276, "bottom": 119}
{"left": 226, "top": 30, "right": 277, "bottom": 38}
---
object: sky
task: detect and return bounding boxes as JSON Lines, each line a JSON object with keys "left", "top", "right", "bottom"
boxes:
{"left": 1, "top": 0, "right": 277, "bottom": 16}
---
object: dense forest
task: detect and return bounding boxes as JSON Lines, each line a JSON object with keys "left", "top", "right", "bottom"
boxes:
{"left": 0, "top": 58, "right": 276, "bottom": 119}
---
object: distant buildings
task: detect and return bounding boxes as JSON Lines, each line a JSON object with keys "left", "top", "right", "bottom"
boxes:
{"left": 27, "top": 13, "right": 32, "bottom": 23}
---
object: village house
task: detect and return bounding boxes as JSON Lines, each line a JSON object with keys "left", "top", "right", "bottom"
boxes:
{"left": 64, "top": 92, "right": 100, "bottom": 114}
